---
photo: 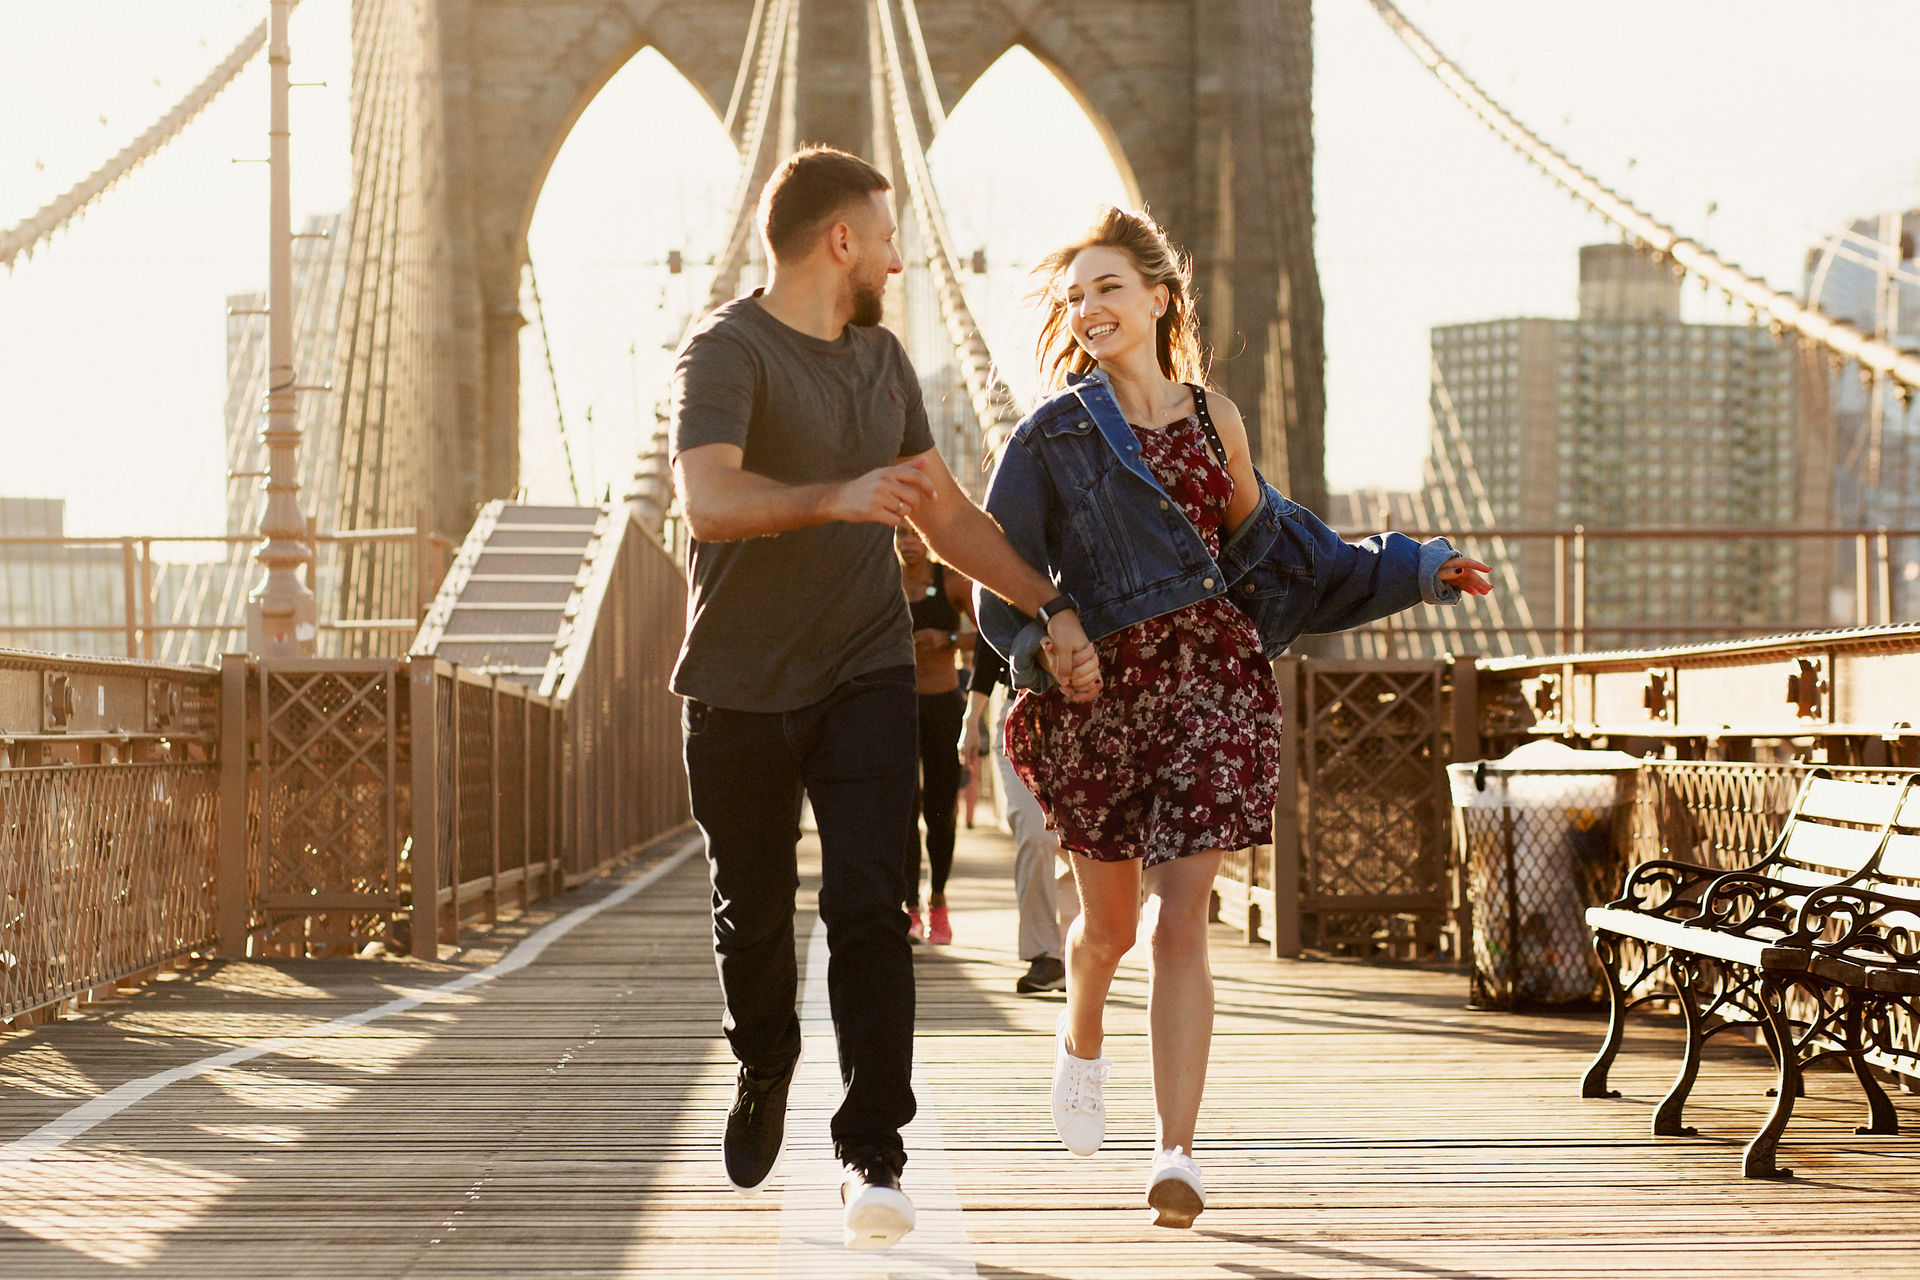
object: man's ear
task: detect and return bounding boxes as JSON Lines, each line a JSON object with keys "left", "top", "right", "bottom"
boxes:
{"left": 825, "top": 219, "right": 856, "bottom": 266}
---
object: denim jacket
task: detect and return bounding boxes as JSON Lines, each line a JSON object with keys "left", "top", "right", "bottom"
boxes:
{"left": 976, "top": 370, "right": 1462, "bottom": 690}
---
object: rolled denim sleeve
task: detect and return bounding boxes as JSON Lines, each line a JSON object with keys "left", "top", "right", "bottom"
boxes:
{"left": 975, "top": 432, "right": 1058, "bottom": 693}
{"left": 1216, "top": 473, "right": 1283, "bottom": 589}
{"left": 1416, "top": 537, "right": 1462, "bottom": 606}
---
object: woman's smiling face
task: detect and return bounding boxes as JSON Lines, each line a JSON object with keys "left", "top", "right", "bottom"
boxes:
{"left": 1062, "top": 245, "right": 1167, "bottom": 364}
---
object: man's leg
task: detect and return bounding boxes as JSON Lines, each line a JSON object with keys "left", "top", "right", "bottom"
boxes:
{"left": 685, "top": 699, "right": 805, "bottom": 1075}
{"left": 795, "top": 668, "right": 920, "bottom": 1165}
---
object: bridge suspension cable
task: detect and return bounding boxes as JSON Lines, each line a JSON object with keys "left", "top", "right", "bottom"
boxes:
{"left": 628, "top": 0, "right": 799, "bottom": 539}
{"left": 872, "top": 0, "right": 1021, "bottom": 467}
{"left": 1366, "top": 0, "right": 1920, "bottom": 396}
{"left": 0, "top": 8, "right": 295, "bottom": 271}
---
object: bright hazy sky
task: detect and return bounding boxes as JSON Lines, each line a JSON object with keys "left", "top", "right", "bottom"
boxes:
{"left": 4, "top": 1, "right": 1917, "bottom": 539}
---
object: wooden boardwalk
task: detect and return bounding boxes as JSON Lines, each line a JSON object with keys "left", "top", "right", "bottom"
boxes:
{"left": 4, "top": 821, "right": 1920, "bottom": 1279}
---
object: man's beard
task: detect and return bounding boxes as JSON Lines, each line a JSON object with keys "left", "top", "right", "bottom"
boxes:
{"left": 850, "top": 274, "right": 885, "bottom": 327}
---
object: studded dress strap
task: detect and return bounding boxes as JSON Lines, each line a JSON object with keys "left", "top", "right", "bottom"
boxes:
{"left": 1187, "top": 384, "right": 1229, "bottom": 469}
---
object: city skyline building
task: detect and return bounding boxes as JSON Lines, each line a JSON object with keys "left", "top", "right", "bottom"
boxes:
{"left": 1420, "top": 244, "right": 1831, "bottom": 649}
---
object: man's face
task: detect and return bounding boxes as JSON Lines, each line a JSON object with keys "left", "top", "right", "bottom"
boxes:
{"left": 847, "top": 190, "right": 903, "bottom": 327}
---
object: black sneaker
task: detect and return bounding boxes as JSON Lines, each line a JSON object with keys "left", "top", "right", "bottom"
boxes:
{"left": 1016, "top": 954, "right": 1067, "bottom": 993}
{"left": 839, "top": 1147, "right": 915, "bottom": 1250}
{"left": 722, "top": 1045, "right": 800, "bottom": 1192}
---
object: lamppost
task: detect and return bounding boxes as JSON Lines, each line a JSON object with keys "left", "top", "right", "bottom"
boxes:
{"left": 246, "top": 0, "right": 317, "bottom": 655}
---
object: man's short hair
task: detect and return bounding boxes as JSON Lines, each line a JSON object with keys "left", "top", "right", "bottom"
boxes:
{"left": 758, "top": 146, "right": 892, "bottom": 262}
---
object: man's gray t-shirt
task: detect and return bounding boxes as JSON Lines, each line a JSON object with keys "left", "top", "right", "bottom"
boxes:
{"left": 669, "top": 292, "right": 934, "bottom": 712}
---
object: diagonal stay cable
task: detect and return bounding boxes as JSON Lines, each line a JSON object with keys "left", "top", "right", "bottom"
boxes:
{"left": 1364, "top": 0, "right": 1920, "bottom": 394}
{"left": 872, "top": 0, "right": 1021, "bottom": 467}
{"left": 525, "top": 252, "right": 583, "bottom": 503}
{"left": 2, "top": 6, "right": 297, "bottom": 271}
{"left": 628, "top": 0, "right": 796, "bottom": 538}
{"left": 1426, "top": 357, "right": 1535, "bottom": 656}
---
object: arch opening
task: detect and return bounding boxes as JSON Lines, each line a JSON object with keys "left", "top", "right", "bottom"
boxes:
{"left": 926, "top": 45, "right": 1136, "bottom": 411}
{"left": 518, "top": 47, "right": 739, "bottom": 506}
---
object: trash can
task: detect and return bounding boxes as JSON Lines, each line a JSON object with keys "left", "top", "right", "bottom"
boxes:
{"left": 1448, "top": 741, "right": 1640, "bottom": 1009}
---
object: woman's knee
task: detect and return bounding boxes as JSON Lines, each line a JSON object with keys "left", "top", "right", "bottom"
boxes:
{"left": 1073, "top": 902, "right": 1138, "bottom": 964}
{"left": 1146, "top": 896, "right": 1211, "bottom": 965}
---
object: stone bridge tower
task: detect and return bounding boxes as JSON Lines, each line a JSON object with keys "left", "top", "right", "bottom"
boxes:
{"left": 397, "top": 0, "right": 1324, "bottom": 533}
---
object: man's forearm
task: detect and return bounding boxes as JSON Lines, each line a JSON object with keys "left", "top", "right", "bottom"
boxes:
{"left": 677, "top": 467, "right": 836, "bottom": 542}
{"left": 920, "top": 501, "right": 1058, "bottom": 617}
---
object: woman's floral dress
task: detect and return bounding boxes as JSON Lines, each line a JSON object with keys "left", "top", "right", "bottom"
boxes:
{"left": 1005, "top": 411, "right": 1282, "bottom": 866}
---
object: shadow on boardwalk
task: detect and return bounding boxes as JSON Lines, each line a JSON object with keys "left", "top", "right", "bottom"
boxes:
{"left": 3, "top": 822, "right": 1919, "bottom": 1278}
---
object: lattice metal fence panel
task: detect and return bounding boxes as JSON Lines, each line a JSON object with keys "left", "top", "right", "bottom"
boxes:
{"left": 1301, "top": 661, "right": 1450, "bottom": 950}
{"left": 456, "top": 677, "right": 493, "bottom": 886}
{"left": 0, "top": 763, "right": 218, "bottom": 1021}
{"left": 254, "top": 661, "right": 401, "bottom": 953}
{"left": 498, "top": 693, "right": 527, "bottom": 878}
{"left": 1629, "top": 761, "right": 1912, "bottom": 872}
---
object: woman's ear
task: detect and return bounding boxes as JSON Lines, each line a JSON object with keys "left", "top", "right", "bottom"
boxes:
{"left": 1153, "top": 283, "right": 1170, "bottom": 319}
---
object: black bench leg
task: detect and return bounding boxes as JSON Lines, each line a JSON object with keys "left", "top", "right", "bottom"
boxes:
{"left": 1581, "top": 933, "right": 1626, "bottom": 1099}
{"left": 1653, "top": 959, "right": 1704, "bottom": 1138}
{"left": 1846, "top": 999, "right": 1898, "bottom": 1136}
{"left": 1744, "top": 978, "right": 1800, "bottom": 1179}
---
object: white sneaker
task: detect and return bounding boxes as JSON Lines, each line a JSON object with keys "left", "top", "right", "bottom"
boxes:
{"left": 841, "top": 1156, "right": 916, "bottom": 1251}
{"left": 1146, "top": 1145, "right": 1206, "bottom": 1228}
{"left": 1051, "top": 1013, "right": 1110, "bottom": 1156}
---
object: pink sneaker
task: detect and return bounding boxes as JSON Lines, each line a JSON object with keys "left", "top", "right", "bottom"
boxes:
{"left": 927, "top": 904, "right": 952, "bottom": 946}
{"left": 907, "top": 909, "right": 926, "bottom": 944}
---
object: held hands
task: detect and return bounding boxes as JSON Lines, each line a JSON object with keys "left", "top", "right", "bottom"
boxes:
{"left": 828, "top": 455, "right": 937, "bottom": 527}
{"left": 1439, "top": 556, "right": 1495, "bottom": 596}
{"left": 1039, "top": 610, "right": 1102, "bottom": 703}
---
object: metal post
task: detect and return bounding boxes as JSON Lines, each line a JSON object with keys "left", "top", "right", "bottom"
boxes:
{"left": 1876, "top": 527, "right": 1893, "bottom": 625}
{"left": 1448, "top": 655, "right": 1480, "bottom": 964}
{"left": 488, "top": 676, "right": 501, "bottom": 923}
{"left": 1554, "top": 533, "right": 1569, "bottom": 652}
{"left": 120, "top": 538, "right": 139, "bottom": 658}
{"left": 407, "top": 656, "right": 440, "bottom": 960}
{"left": 1856, "top": 533, "right": 1872, "bottom": 628}
{"left": 139, "top": 538, "right": 156, "bottom": 660}
{"left": 1571, "top": 525, "right": 1587, "bottom": 653}
{"left": 1270, "top": 657, "right": 1304, "bottom": 958}
{"left": 217, "top": 654, "right": 251, "bottom": 954}
{"left": 246, "top": 0, "right": 318, "bottom": 656}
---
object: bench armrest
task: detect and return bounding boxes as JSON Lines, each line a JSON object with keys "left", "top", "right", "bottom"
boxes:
{"left": 1786, "top": 883, "right": 1920, "bottom": 965}
{"left": 1610, "top": 858, "right": 1724, "bottom": 914}
{"left": 1691, "top": 870, "right": 1811, "bottom": 934}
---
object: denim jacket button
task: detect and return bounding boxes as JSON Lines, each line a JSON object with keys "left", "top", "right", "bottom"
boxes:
{"left": 1203, "top": 577, "right": 1215, "bottom": 589}
{"left": 1158, "top": 499, "right": 1169, "bottom": 511}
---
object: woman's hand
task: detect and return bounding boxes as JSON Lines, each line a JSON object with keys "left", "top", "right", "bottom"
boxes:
{"left": 1438, "top": 556, "right": 1494, "bottom": 596}
{"left": 1039, "top": 611, "right": 1102, "bottom": 703}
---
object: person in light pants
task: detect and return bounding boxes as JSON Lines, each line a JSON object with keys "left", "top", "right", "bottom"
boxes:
{"left": 966, "top": 645, "right": 1078, "bottom": 993}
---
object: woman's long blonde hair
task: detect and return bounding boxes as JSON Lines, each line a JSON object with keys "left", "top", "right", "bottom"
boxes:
{"left": 1031, "top": 205, "right": 1209, "bottom": 394}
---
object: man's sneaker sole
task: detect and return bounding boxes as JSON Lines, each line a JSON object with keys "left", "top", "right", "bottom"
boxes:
{"left": 722, "top": 1042, "right": 800, "bottom": 1193}
{"left": 842, "top": 1185, "right": 916, "bottom": 1250}
{"left": 1147, "top": 1177, "right": 1205, "bottom": 1228}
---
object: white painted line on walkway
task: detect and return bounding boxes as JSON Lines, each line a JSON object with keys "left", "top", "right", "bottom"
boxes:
{"left": 0, "top": 835, "right": 704, "bottom": 1173}
{"left": 778, "top": 918, "right": 979, "bottom": 1280}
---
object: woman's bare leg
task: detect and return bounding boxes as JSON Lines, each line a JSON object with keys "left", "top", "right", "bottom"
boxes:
{"left": 1063, "top": 853, "right": 1141, "bottom": 1059}
{"left": 1141, "top": 848, "right": 1224, "bottom": 1151}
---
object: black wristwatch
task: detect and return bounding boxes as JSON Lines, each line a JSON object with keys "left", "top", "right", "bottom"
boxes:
{"left": 1035, "top": 592, "right": 1079, "bottom": 625}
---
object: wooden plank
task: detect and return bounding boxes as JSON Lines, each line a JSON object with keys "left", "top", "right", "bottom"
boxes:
{"left": 3, "top": 825, "right": 1920, "bottom": 1278}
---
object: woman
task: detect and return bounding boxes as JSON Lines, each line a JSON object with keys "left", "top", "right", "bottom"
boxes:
{"left": 975, "top": 207, "right": 1490, "bottom": 1228}
{"left": 898, "top": 524, "right": 974, "bottom": 945}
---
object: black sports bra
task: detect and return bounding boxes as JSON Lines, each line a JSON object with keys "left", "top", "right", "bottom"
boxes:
{"left": 908, "top": 561, "right": 961, "bottom": 633}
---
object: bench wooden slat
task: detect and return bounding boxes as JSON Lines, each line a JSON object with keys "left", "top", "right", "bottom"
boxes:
{"left": 1869, "top": 830, "right": 1920, "bottom": 881}
{"left": 1778, "top": 821, "right": 1889, "bottom": 875}
{"left": 1586, "top": 907, "right": 1780, "bottom": 967}
{"left": 1797, "top": 776, "right": 1912, "bottom": 825}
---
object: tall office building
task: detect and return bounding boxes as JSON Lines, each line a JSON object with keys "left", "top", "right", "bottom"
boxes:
{"left": 1804, "top": 210, "right": 1920, "bottom": 618}
{"left": 1424, "top": 244, "right": 1830, "bottom": 649}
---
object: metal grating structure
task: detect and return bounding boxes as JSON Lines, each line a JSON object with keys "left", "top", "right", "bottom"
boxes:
{"left": 1299, "top": 660, "right": 1452, "bottom": 953}
{"left": 413, "top": 502, "right": 607, "bottom": 686}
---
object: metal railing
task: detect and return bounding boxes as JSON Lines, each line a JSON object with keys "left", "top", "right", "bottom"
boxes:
{"left": 0, "top": 527, "right": 455, "bottom": 660}
{"left": 2, "top": 506, "right": 689, "bottom": 1025}
{"left": 0, "top": 649, "right": 223, "bottom": 1025}
{"left": 1326, "top": 526, "right": 1920, "bottom": 658}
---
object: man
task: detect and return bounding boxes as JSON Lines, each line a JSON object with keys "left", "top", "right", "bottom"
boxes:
{"left": 670, "top": 145, "right": 1098, "bottom": 1252}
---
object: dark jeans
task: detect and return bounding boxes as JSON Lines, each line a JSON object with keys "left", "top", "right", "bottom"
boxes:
{"left": 684, "top": 666, "right": 919, "bottom": 1162}
{"left": 905, "top": 687, "right": 965, "bottom": 904}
